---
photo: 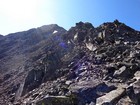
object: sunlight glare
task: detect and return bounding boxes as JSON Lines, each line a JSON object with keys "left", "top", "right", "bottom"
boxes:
{"left": 0, "top": 0, "right": 42, "bottom": 22}
{"left": 0, "top": 0, "right": 57, "bottom": 34}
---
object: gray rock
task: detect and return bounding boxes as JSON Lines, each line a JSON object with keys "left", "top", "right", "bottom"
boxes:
{"left": 134, "top": 71, "right": 140, "bottom": 80}
{"left": 96, "top": 87, "right": 125, "bottom": 105}
{"left": 113, "top": 66, "right": 127, "bottom": 78}
{"left": 126, "top": 83, "right": 140, "bottom": 104}
{"left": 69, "top": 80, "right": 115, "bottom": 104}
{"left": 89, "top": 101, "right": 95, "bottom": 105}
{"left": 116, "top": 96, "right": 134, "bottom": 105}
{"left": 86, "top": 43, "right": 97, "bottom": 51}
{"left": 115, "top": 40, "right": 121, "bottom": 45}
{"left": 21, "top": 69, "right": 44, "bottom": 96}
{"left": 65, "top": 80, "right": 73, "bottom": 85}
{"left": 35, "top": 95, "right": 77, "bottom": 105}
{"left": 94, "top": 54, "right": 105, "bottom": 64}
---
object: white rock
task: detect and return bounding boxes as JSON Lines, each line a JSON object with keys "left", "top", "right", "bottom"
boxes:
{"left": 65, "top": 80, "right": 72, "bottom": 85}
{"left": 74, "top": 33, "right": 78, "bottom": 40}
{"left": 86, "top": 43, "right": 97, "bottom": 51}
{"left": 53, "top": 30, "right": 58, "bottom": 34}
{"left": 68, "top": 40, "right": 71, "bottom": 44}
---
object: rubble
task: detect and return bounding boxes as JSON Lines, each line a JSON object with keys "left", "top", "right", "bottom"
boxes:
{"left": 0, "top": 20, "right": 140, "bottom": 105}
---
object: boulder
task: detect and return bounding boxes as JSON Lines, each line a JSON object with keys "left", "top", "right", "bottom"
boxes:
{"left": 65, "top": 80, "right": 73, "bottom": 85}
{"left": 94, "top": 54, "right": 105, "bottom": 64}
{"left": 21, "top": 69, "right": 44, "bottom": 96}
{"left": 86, "top": 43, "right": 97, "bottom": 51}
{"left": 96, "top": 87, "right": 125, "bottom": 105}
{"left": 133, "top": 71, "right": 140, "bottom": 80}
{"left": 126, "top": 82, "right": 140, "bottom": 105}
{"left": 116, "top": 96, "right": 134, "bottom": 105}
{"left": 113, "top": 66, "right": 127, "bottom": 78}
{"left": 69, "top": 80, "right": 115, "bottom": 104}
{"left": 35, "top": 95, "right": 78, "bottom": 105}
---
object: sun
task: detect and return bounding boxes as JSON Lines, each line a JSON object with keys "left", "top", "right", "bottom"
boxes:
{"left": 0, "top": 0, "right": 42, "bottom": 22}
{"left": 0, "top": 0, "right": 56, "bottom": 24}
{"left": 0, "top": 0, "right": 57, "bottom": 35}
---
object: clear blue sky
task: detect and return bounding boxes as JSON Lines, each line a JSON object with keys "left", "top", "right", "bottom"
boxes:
{"left": 0, "top": 0, "right": 140, "bottom": 35}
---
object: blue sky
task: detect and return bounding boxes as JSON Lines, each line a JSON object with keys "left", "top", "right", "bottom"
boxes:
{"left": 0, "top": 0, "right": 140, "bottom": 35}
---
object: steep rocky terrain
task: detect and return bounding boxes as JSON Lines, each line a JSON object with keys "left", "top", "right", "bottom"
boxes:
{"left": 0, "top": 20, "right": 140, "bottom": 105}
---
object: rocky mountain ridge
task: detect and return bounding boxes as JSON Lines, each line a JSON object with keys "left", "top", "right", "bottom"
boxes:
{"left": 0, "top": 20, "right": 140, "bottom": 105}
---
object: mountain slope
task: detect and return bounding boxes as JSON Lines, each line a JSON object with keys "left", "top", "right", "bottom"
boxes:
{"left": 0, "top": 20, "right": 140, "bottom": 105}
{"left": 0, "top": 24, "right": 67, "bottom": 104}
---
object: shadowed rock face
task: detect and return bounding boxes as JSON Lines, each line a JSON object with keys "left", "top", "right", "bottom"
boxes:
{"left": 0, "top": 34, "right": 3, "bottom": 38}
{"left": 0, "top": 20, "right": 140, "bottom": 105}
{"left": 0, "top": 24, "right": 67, "bottom": 104}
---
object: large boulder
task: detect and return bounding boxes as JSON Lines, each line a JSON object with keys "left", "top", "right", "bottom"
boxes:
{"left": 21, "top": 69, "right": 44, "bottom": 96}
{"left": 96, "top": 87, "right": 125, "bottom": 105}
{"left": 35, "top": 95, "right": 78, "bottom": 105}
{"left": 69, "top": 80, "right": 115, "bottom": 104}
{"left": 113, "top": 66, "right": 127, "bottom": 78}
{"left": 126, "top": 79, "right": 140, "bottom": 104}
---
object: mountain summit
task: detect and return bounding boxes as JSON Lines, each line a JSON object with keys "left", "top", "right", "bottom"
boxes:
{"left": 0, "top": 20, "right": 140, "bottom": 105}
